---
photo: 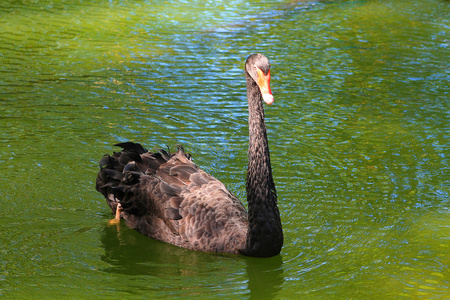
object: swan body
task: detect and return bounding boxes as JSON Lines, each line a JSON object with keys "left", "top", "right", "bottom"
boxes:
{"left": 96, "top": 54, "right": 283, "bottom": 257}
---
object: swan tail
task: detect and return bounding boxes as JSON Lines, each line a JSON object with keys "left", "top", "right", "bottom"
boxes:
{"left": 96, "top": 142, "right": 190, "bottom": 218}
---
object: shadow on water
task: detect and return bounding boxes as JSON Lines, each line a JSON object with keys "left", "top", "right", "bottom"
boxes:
{"left": 244, "top": 255, "right": 284, "bottom": 300}
{"left": 100, "top": 222, "right": 198, "bottom": 277}
{"left": 100, "top": 222, "right": 284, "bottom": 297}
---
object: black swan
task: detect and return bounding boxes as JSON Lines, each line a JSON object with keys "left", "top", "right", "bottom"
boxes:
{"left": 96, "top": 53, "right": 283, "bottom": 257}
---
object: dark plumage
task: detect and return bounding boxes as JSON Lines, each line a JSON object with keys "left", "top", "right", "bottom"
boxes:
{"left": 96, "top": 54, "right": 283, "bottom": 257}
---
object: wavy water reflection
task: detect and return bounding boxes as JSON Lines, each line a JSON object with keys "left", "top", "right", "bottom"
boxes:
{"left": 101, "top": 223, "right": 284, "bottom": 298}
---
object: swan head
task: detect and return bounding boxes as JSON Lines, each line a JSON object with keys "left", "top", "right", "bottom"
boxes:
{"left": 245, "top": 54, "right": 274, "bottom": 105}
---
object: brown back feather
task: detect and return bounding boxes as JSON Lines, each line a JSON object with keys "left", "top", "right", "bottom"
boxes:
{"left": 96, "top": 142, "right": 249, "bottom": 254}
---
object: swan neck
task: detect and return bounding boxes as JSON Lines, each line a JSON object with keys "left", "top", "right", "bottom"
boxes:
{"left": 244, "top": 71, "right": 283, "bottom": 257}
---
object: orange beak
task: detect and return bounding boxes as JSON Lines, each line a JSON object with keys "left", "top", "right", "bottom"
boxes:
{"left": 256, "top": 68, "right": 274, "bottom": 105}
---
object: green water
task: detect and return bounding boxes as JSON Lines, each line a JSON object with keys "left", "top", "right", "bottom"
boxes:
{"left": 1, "top": 0, "right": 449, "bottom": 298}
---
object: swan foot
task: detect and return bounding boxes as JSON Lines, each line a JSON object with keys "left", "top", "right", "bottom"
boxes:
{"left": 107, "top": 203, "right": 122, "bottom": 225}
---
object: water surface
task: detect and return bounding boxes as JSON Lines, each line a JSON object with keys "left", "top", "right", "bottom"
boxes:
{"left": 1, "top": 0, "right": 449, "bottom": 298}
